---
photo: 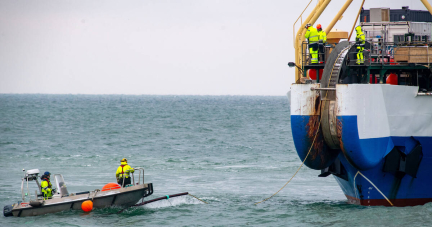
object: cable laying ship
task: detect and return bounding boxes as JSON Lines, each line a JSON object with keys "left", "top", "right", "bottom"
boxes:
{"left": 289, "top": 1, "right": 432, "bottom": 206}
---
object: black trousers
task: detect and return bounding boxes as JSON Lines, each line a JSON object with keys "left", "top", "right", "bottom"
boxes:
{"left": 318, "top": 44, "right": 325, "bottom": 62}
{"left": 118, "top": 177, "right": 131, "bottom": 187}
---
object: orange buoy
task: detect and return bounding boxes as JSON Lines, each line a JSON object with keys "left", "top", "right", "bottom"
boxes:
{"left": 101, "top": 183, "right": 121, "bottom": 191}
{"left": 386, "top": 73, "right": 398, "bottom": 85}
{"left": 81, "top": 200, "right": 93, "bottom": 212}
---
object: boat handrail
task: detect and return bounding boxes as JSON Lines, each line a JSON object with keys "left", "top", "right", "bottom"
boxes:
{"left": 120, "top": 168, "right": 144, "bottom": 186}
{"left": 21, "top": 178, "right": 24, "bottom": 202}
{"left": 133, "top": 167, "right": 145, "bottom": 185}
{"left": 21, "top": 175, "right": 35, "bottom": 202}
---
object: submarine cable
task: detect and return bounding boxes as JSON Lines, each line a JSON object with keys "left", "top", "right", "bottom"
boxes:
{"left": 255, "top": 46, "right": 351, "bottom": 205}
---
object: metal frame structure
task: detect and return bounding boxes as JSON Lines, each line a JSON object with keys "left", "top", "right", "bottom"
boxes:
{"left": 293, "top": 0, "right": 432, "bottom": 83}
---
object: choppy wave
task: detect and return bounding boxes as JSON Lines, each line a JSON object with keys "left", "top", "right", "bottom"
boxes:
{"left": 2, "top": 95, "right": 432, "bottom": 226}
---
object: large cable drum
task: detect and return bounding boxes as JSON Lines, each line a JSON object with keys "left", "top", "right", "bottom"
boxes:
{"left": 320, "top": 41, "right": 352, "bottom": 151}
{"left": 291, "top": 42, "right": 352, "bottom": 170}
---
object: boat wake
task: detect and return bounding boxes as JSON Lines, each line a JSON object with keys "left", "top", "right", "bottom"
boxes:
{"left": 141, "top": 195, "right": 205, "bottom": 209}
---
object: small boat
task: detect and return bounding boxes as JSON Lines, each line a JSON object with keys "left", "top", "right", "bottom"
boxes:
{"left": 3, "top": 168, "right": 153, "bottom": 217}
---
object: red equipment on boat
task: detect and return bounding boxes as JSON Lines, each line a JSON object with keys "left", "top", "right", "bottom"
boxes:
{"left": 101, "top": 183, "right": 121, "bottom": 191}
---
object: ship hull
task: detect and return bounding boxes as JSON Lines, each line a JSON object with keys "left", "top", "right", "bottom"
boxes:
{"left": 334, "top": 149, "right": 432, "bottom": 206}
{"left": 290, "top": 83, "right": 432, "bottom": 206}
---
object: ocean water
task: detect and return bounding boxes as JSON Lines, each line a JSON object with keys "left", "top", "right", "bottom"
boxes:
{"left": 1, "top": 94, "right": 432, "bottom": 226}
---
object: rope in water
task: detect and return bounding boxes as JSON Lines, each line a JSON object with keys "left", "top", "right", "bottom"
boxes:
{"left": 255, "top": 46, "right": 351, "bottom": 205}
{"left": 354, "top": 171, "right": 393, "bottom": 206}
{"left": 188, "top": 193, "right": 208, "bottom": 204}
{"left": 254, "top": 118, "right": 321, "bottom": 205}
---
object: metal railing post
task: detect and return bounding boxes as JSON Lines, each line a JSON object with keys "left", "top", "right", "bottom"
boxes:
{"left": 293, "top": 0, "right": 313, "bottom": 48}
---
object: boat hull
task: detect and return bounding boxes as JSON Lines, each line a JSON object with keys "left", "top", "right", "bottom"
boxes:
{"left": 333, "top": 150, "right": 432, "bottom": 206}
{"left": 11, "top": 183, "right": 153, "bottom": 217}
{"left": 290, "top": 83, "right": 432, "bottom": 206}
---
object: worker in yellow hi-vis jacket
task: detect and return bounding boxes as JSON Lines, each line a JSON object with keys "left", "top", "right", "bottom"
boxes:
{"left": 317, "top": 24, "right": 327, "bottom": 62}
{"left": 116, "top": 158, "right": 135, "bottom": 187}
{"left": 355, "top": 26, "right": 365, "bottom": 64}
{"left": 305, "top": 23, "right": 319, "bottom": 64}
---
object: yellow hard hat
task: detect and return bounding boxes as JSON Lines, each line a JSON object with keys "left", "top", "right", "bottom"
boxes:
{"left": 121, "top": 158, "right": 127, "bottom": 162}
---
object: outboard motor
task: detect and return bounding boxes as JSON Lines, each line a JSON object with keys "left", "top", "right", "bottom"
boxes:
{"left": 3, "top": 204, "right": 13, "bottom": 217}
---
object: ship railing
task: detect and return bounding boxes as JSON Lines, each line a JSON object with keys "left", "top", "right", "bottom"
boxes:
{"left": 301, "top": 41, "right": 338, "bottom": 67}
{"left": 346, "top": 40, "right": 432, "bottom": 66}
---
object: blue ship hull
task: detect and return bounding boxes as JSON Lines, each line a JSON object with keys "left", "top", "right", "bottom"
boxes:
{"left": 335, "top": 151, "right": 432, "bottom": 206}
{"left": 292, "top": 114, "right": 432, "bottom": 206}
{"left": 290, "top": 84, "right": 432, "bottom": 206}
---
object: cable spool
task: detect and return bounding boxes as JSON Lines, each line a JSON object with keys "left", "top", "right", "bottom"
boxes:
{"left": 320, "top": 41, "right": 352, "bottom": 151}
{"left": 297, "top": 41, "right": 353, "bottom": 170}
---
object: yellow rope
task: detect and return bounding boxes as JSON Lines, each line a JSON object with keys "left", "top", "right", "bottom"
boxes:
{"left": 254, "top": 119, "right": 321, "bottom": 205}
{"left": 188, "top": 193, "right": 208, "bottom": 204}
{"left": 354, "top": 171, "right": 394, "bottom": 206}
{"left": 255, "top": 46, "right": 351, "bottom": 205}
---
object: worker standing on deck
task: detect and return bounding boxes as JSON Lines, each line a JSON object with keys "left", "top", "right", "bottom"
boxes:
{"left": 116, "top": 158, "right": 135, "bottom": 187}
{"left": 305, "top": 23, "right": 319, "bottom": 64}
{"left": 355, "top": 26, "right": 365, "bottom": 64}
{"left": 41, "top": 171, "right": 53, "bottom": 200}
{"left": 317, "top": 24, "right": 327, "bottom": 62}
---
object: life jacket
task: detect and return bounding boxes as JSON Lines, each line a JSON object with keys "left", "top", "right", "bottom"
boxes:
{"left": 118, "top": 164, "right": 131, "bottom": 178}
{"left": 318, "top": 30, "right": 327, "bottom": 43}
{"left": 355, "top": 26, "right": 365, "bottom": 48}
{"left": 116, "top": 161, "right": 134, "bottom": 179}
{"left": 41, "top": 177, "right": 51, "bottom": 189}
{"left": 41, "top": 178, "right": 52, "bottom": 200}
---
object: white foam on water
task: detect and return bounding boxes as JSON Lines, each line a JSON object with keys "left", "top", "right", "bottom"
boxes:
{"left": 142, "top": 195, "right": 204, "bottom": 209}
{"left": 215, "top": 165, "right": 254, "bottom": 169}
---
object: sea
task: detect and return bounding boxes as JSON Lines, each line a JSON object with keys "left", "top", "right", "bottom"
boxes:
{"left": 1, "top": 94, "right": 432, "bottom": 226}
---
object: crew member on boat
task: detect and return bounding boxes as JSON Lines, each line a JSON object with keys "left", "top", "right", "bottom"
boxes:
{"left": 116, "top": 158, "right": 135, "bottom": 187}
{"left": 305, "top": 23, "right": 319, "bottom": 64}
{"left": 41, "top": 171, "right": 53, "bottom": 200}
{"left": 355, "top": 25, "right": 365, "bottom": 64}
{"left": 317, "top": 24, "right": 327, "bottom": 62}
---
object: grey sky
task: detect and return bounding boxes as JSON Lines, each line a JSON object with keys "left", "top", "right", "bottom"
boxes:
{"left": 0, "top": 0, "right": 426, "bottom": 95}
